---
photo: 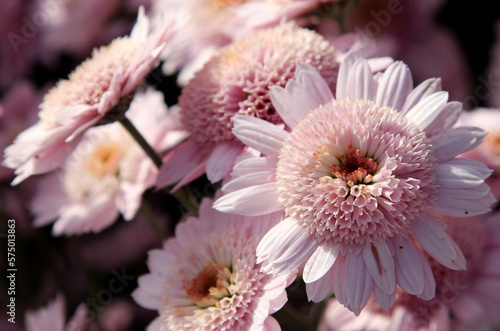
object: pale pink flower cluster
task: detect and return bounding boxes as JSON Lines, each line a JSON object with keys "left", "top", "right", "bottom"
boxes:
{"left": 2, "top": 2, "right": 498, "bottom": 331}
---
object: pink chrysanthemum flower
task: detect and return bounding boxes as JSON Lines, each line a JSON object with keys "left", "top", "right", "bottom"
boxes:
{"left": 214, "top": 54, "right": 495, "bottom": 314}
{"left": 132, "top": 197, "right": 295, "bottom": 331}
{"left": 154, "top": 0, "right": 335, "bottom": 85}
{"left": 25, "top": 295, "right": 93, "bottom": 331}
{"left": 319, "top": 212, "right": 500, "bottom": 331}
{"left": 157, "top": 22, "right": 367, "bottom": 190}
{"left": 30, "top": 90, "right": 186, "bottom": 235}
{"left": 3, "top": 7, "right": 180, "bottom": 185}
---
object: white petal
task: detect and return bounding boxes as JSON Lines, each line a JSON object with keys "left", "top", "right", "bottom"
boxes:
{"left": 305, "top": 267, "right": 334, "bottom": 302}
{"left": 410, "top": 214, "right": 466, "bottom": 270}
{"left": 344, "top": 253, "right": 373, "bottom": 315}
{"left": 435, "top": 158, "right": 493, "bottom": 189}
{"left": 432, "top": 126, "right": 486, "bottom": 162}
{"left": 376, "top": 61, "right": 413, "bottom": 110}
{"left": 405, "top": 91, "right": 449, "bottom": 129}
{"left": 231, "top": 156, "right": 278, "bottom": 178}
{"left": 344, "top": 58, "right": 376, "bottom": 100}
{"left": 222, "top": 171, "right": 276, "bottom": 193}
{"left": 270, "top": 63, "right": 333, "bottom": 129}
{"left": 205, "top": 142, "right": 241, "bottom": 182}
{"left": 302, "top": 245, "right": 338, "bottom": 283}
{"left": 424, "top": 101, "right": 462, "bottom": 138}
{"left": 232, "top": 115, "right": 288, "bottom": 157}
{"left": 213, "top": 182, "right": 281, "bottom": 216}
{"left": 336, "top": 52, "right": 362, "bottom": 100}
{"left": 392, "top": 236, "right": 426, "bottom": 296}
{"left": 430, "top": 190, "right": 494, "bottom": 217}
{"left": 373, "top": 285, "right": 396, "bottom": 311}
{"left": 401, "top": 77, "right": 442, "bottom": 113}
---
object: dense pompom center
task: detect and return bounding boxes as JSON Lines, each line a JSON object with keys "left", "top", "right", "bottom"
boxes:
{"left": 276, "top": 99, "right": 436, "bottom": 249}
{"left": 179, "top": 23, "right": 339, "bottom": 147}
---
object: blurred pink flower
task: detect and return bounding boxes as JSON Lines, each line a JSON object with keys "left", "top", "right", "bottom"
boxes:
{"left": 458, "top": 108, "right": 500, "bottom": 200}
{"left": 319, "top": 212, "right": 500, "bottom": 331}
{"left": 30, "top": 89, "right": 185, "bottom": 235}
{"left": 34, "top": 0, "right": 121, "bottom": 60}
{"left": 157, "top": 22, "right": 355, "bottom": 190}
{"left": 25, "top": 294, "right": 95, "bottom": 331}
{"left": 0, "top": 81, "right": 41, "bottom": 180}
{"left": 3, "top": 7, "right": 180, "bottom": 185}
{"left": 133, "top": 196, "right": 295, "bottom": 331}
{"left": 153, "top": 0, "right": 332, "bottom": 85}
{"left": 0, "top": 1, "right": 39, "bottom": 89}
{"left": 487, "top": 20, "right": 500, "bottom": 108}
{"left": 214, "top": 54, "right": 495, "bottom": 314}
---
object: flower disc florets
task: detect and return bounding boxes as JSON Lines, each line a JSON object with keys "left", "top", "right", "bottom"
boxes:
{"left": 179, "top": 22, "right": 340, "bottom": 148}
{"left": 276, "top": 99, "right": 436, "bottom": 249}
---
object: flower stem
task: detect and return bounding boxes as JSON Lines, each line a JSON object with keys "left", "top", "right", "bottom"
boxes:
{"left": 119, "top": 116, "right": 162, "bottom": 168}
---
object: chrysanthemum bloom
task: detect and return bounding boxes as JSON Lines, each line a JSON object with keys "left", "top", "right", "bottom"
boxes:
{"left": 132, "top": 197, "right": 295, "bottom": 331}
{"left": 30, "top": 90, "right": 186, "bottom": 235}
{"left": 3, "top": 7, "right": 180, "bottom": 185}
{"left": 214, "top": 54, "right": 495, "bottom": 314}
{"left": 153, "top": 0, "right": 337, "bottom": 85}
{"left": 157, "top": 22, "right": 359, "bottom": 190}
{"left": 319, "top": 212, "right": 500, "bottom": 331}
{"left": 25, "top": 295, "right": 94, "bottom": 331}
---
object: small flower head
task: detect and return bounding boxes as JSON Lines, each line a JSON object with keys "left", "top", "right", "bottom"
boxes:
{"left": 133, "top": 197, "right": 294, "bottom": 330}
{"left": 180, "top": 22, "right": 340, "bottom": 148}
{"left": 3, "top": 7, "right": 180, "bottom": 185}
{"left": 31, "top": 90, "right": 185, "bottom": 235}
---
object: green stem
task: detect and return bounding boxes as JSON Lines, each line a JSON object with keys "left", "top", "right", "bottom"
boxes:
{"left": 119, "top": 117, "right": 162, "bottom": 169}
{"left": 168, "top": 185, "right": 200, "bottom": 217}
{"left": 140, "top": 199, "right": 168, "bottom": 240}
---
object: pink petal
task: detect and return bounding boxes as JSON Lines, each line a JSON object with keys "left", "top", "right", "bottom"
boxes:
{"left": 157, "top": 139, "right": 207, "bottom": 188}
{"left": 232, "top": 115, "right": 288, "bottom": 157}
{"left": 302, "top": 244, "right": 338, "bottom": 283}
{"left": 221, "top": 170, "right": 276, "bottom": 193}
{"left": 305, "top": 267, "right": 334, "bottom": 302}
{"left": 336, "top": 52, "right": 362, "bottom": 100}
{"left": 344, "top": 252, "right": 373, "bottom": 315}
{"left": 410, "top": 214, "right": 466, "bottom": 270}
{"left": 376, "top": 61, "right": 413, "bottom": 111}
{"left": 213, "top": 182, "right": 281, "bottom": 216}
{"left": 343, "top": 58, "right": 376, "bottom": 101}
{"left": 435, "top": 158, "right": 493, "bottom": 189}
{"left": 257, "top": 218, "right": 318, "bottom": 275}
{"left": 392, "top": 236, "right": 435, "bottom": 297}
{"left": 263, "top": 316, "right": 281, "bottom": 331}
{"left": 205, "top": 142, "right": 241, "bottom": 183}
{"left": 373, "top": 285, "right": 396, "bottom": 311}
{"left": 432, "top": 127, "right": 486, "bottom": 162}
{"left": 170, "top": 159, "right": 209, "bottom": 192}
{"left": 269, "top": 62, "right": 333, "bottom": 128}
{"left": 430, "top": 191, "right": 494, "bottom": 217}
{"left": 362, "top": 240, "right": 395, "bottom": 295}
{"left": 424, "top": 101, "right": 462, "bottom": 138}
{"left": 231, "top": 156, "right": 278, "bottom": 178}
{"left": 132, "top": 275, "right": 162, "bottom": 309}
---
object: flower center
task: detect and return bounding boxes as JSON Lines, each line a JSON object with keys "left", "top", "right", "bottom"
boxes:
{"left": 38, "top": 37, "right": 139, "bottom": 129}
{"left": 276, "top": 99, "right": 436, "bottom": 249}
{"left": 179, "top": 23, "right": 340, "bottom": 148}
{"left": 87, "top": 142, "right": 123, "bottom": 177}
{"left": 183, "top": 261, "right": 231, "bottom": 307}
{"left": 331, "top": 146, "right": 378, "bottom": 184}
